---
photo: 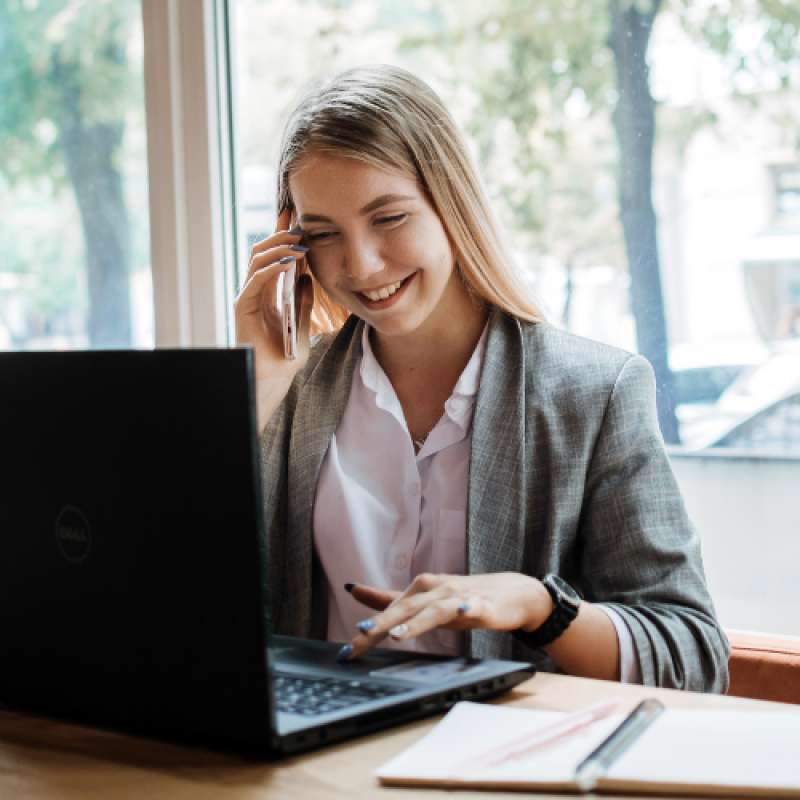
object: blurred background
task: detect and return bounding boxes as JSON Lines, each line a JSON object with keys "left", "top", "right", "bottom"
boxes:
{"left": 232, "top": 0, "right": 800, "bottom": 455}
{"left": 0, "top": 0, "right": 153, "bottom": 351}
{"left": 6, "top": 0, "right": 798, "bottom": 454}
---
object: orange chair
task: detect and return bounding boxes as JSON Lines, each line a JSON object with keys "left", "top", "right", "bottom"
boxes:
{"left": 726, "top": 630, "right": 800, "bottom": 705}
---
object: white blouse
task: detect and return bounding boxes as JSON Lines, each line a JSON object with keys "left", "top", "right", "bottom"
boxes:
{"left": 312, "top": 324, "right": 641, "bottom": 681}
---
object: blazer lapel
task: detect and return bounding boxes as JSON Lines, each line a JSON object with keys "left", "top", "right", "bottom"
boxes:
{"left": 280, "top": 317, "right": 363, "bottom": 637}
{"left": 468, "top": 309, "right": 527, "bottom": 659}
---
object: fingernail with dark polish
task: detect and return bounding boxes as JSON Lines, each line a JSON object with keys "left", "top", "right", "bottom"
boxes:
{"left": 357, "top": 619, "right": 376, "bottom": 633}
{"left": 290, "top": 245, "right": 309, "bottom": 252}
{"left": 288, "top": 228, "right": 304, "bottom": 235}
{"left": 344, "top": 582, "right": 358, "bottom": 594}
{"left": 458, "top": 603, "right": 470, "bottom": 612}
{"left": 279, "top": 255, "right": 296, "bottom": 264}
{"left": 336, "top": 644, "right": 354, "bottom": 663}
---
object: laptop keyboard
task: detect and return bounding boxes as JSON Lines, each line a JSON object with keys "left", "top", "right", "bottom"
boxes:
{"left": 274, "top": 673, "right": 413, "bottom": 716}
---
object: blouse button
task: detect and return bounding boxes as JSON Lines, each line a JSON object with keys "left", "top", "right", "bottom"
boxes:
{"left": 395, "top": 555, "right": 408, "bottom": 569}
{"left": 409, "top": 483, "right": 419, "bottom": 496}
{"left": 448, "top": 397, "right": 467, "bottom": 415}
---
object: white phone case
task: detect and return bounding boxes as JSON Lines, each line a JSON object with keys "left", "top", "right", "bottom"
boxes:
{"left": 282, "top": 263, "right": 297, "bottom": 360}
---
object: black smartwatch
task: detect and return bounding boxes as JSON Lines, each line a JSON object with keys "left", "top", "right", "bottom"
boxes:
{"left": 512, "top": 574, "right": 581, "bottom": 650}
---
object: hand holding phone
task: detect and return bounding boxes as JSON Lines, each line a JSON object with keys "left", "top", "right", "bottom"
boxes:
{"left": 282, "top": 262, "right": 297, "bottom": 360}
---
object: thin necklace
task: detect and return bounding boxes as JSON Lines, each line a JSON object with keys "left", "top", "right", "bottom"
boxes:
{"left": 413, "top": 433, "right": 429, "bottom": 453}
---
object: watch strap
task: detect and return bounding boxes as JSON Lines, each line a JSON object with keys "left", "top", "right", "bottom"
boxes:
{"left": 512, "top": 576, "right": 580, "bottom": 650}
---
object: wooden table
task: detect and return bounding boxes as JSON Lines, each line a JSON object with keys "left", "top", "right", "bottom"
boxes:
{"left": 0, "top": 673, "right": 797, "bottom": 799}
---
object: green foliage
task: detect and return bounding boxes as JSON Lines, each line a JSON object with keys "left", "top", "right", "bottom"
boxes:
{"left": 0, "top": 0, "right": 145, "bottom": 347}
{"left": 393, "top": 0, "right": 624, "bottom": 269}
{"left": 239, "top": 0, "right": 800, "bottom": 291}
{"left": 0, "top": 176, "right": 86, "bottom": 337}
{"left": 389, "top": 0, "right": 800, "bottom": 270}
{"left": 676, "top": 0, "right": 800, "bottom": 92}
{"left": 0, "top": 0, "right": 140, "bottom": 187}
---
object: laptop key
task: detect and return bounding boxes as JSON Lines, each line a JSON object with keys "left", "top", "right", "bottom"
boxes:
{"left": 274, "top": 673, "right": 413, "bottom": 716}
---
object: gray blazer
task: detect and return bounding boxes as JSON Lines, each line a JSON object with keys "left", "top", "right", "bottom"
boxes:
{"left": 260, "top": 308, "right": 730, "bottom": 693}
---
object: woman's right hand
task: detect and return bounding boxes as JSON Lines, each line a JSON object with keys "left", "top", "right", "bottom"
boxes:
{"left": 235, "top": 208, "right": 314, "bottom": 432}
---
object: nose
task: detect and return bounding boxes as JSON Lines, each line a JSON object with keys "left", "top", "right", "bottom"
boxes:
{"left": 343, "top": 232, "right": 384, "bottom": 282}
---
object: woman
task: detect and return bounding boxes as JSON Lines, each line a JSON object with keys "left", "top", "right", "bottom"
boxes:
{"left": 236, "top": 64, "right": 729, "bottom": 692}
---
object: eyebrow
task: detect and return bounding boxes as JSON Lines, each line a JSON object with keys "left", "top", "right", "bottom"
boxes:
{"left": 298, "top": 194, "right": 417, "bottom": 225}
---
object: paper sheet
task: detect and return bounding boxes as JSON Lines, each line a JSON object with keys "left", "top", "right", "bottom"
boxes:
{"left": 376, "top": 702, "right": 622, "bottom": 786}
{"left": 608, "top": 709, "right": 800, "bottom": 790}
{"left": 377, "top": 701, "right": 800, "bottom": 795}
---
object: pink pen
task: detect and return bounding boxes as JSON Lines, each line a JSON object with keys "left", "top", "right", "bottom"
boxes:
{"left": 450, "top": 697, "right": 622, "bottom": 777}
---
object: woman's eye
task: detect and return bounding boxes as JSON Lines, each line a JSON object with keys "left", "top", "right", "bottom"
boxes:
{"left": 376, "top": 213, "right": 407, "bottom": 226}
{"left": 306, "top": 230, "right": 336, "bottom": 242}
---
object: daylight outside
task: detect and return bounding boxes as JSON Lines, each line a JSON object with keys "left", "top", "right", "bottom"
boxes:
{"left": 2, "top": 0, "right": 799, "bottom": 452}
{"left": 0, "top": 0, "right": 153, "bottom": 352}
{"left": 233, "top": 0, "right": 800, "bottom": 455}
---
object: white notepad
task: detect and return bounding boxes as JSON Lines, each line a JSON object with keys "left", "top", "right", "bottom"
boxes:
{"left": 376, "top": 701, "right": 800, "bottom": 796}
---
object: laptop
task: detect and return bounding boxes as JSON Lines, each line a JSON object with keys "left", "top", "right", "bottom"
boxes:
{"left": 0, "top": 348, "right": 533, "bottom": 756}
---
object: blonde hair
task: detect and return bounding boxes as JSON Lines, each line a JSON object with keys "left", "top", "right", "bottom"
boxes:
{"left": 277, "top": 64, "right": 546, "bottom": 333}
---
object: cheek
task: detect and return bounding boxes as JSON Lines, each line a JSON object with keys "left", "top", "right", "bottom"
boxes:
{"left": 306, "top": 249, "right": 339, "bottom": 291}
{"left": 391, "top": 221, "right": 453, "bottom": 280}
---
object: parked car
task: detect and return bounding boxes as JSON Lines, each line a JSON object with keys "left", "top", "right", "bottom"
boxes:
{"left": 677, "top": 349, "right": 800, "bottom": 453}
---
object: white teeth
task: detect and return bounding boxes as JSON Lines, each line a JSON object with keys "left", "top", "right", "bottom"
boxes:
{"left": 363, "top": 279, "right": 403, "bottom": 302}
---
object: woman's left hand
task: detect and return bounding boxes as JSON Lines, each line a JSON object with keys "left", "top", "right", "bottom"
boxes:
{"left": 340, "top": 573, "right": 553, "bottom": 661}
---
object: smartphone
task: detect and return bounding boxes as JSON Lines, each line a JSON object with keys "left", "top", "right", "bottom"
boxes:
{"left": 282, "top": 262, "right": 297, "bottom": 360}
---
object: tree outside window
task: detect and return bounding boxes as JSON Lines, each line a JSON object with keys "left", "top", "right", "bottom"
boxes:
{"left": 0, "top": 0, "right": 152, "bottom": 350}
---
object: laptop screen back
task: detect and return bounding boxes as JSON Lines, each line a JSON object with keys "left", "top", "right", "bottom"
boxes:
{"left": 0, "top": 349, "right": 274, "bottom": 753}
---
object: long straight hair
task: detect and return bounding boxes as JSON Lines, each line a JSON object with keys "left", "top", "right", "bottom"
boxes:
{"left": 276, "top": 64, "right": 547, "bottom": 333}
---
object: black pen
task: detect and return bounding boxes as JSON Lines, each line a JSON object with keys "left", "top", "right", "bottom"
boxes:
{"left": 574, "top": 698, "right": 665, "bottom": 792}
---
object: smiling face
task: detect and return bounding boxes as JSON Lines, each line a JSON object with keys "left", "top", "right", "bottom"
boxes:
{"left": 289, "top": 154, "right": 471, "bottom": 342}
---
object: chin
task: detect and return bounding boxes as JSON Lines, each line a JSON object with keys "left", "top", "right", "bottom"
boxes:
{"left": 368, "top": 315, "right": 427, "bottom": 339}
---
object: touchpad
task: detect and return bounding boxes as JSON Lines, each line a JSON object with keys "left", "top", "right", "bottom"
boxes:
{"left": 274, "top": 646, "right": 399, "bottom": 669}
{"left": 370, "top": 658, "right": 487, "bottom": 684}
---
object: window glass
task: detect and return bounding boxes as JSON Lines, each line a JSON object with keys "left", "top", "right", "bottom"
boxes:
{"left": 231, "top": 0, "right": 800, "bottom": 634}
{"left": 232, "top": 0, "right": 800, "bottom": 453}
{"left": 0, "top": 0, "right": 152, "bottom": 350}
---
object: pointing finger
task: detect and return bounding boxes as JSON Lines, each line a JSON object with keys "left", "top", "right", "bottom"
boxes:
{"left": 350, "top": 584, "right": 400, "bottom": 612}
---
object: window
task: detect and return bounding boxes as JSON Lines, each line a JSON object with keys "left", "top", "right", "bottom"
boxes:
{"left": 0, "top": 0, "right": 152, "bottom": 350}
{"left": 227, "top": 0, "right": 800, "bottom": 637}
{"left": 717, "top": 392, "right": 800, "bottom": 451}
{"left": 776, "top": 165, "right": 800, "bottom": 219}
{"left": 230, "top": 0, "right": 800, "bottom": 450}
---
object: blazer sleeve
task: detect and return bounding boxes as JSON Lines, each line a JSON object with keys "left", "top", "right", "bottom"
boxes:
{"left": 578, "top": 354, "right": 730, "bottom": 693}
{"left": 258, "top": 332, "right": 336, "bottom": 629}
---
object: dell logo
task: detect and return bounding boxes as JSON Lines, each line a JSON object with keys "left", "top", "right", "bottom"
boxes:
{"left": 58, "top": 526, "right": 88, "bottom": 543}
{"left": 55, "top": 506, "right": 92, "bottom": 563}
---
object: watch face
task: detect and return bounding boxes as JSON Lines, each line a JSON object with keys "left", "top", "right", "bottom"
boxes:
{"left": 548, "top": 575, "right": 582, "bottom": 610}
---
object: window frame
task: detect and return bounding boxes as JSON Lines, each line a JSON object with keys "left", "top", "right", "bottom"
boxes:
{"left": 141, "top": 0, "right": 238, "bottom": 347}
